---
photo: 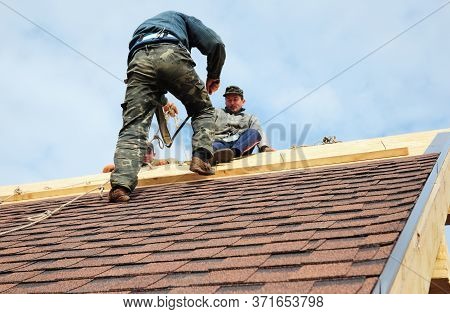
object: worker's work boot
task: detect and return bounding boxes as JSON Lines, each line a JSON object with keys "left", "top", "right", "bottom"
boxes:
{"left": 108, "top": 186, "right": 131, "bottom": 203}
{"left": 189, "top": 157, "right": 215, "bottom": 175}
{"left": 212, "top": 148, "right": 235, "bottom": 165}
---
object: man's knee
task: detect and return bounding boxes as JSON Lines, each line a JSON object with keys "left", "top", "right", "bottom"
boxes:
{"left": 242, "top": 128, "right": 262, "bottom": 141}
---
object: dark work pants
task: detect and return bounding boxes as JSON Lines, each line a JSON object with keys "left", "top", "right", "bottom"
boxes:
{"left": 111, "top": 43, "right": 215, "bottom": 191}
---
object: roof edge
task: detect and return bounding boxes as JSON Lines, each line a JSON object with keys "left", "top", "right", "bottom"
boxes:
{"left": 373, "top": 132, "right": 450, "bottom": 293}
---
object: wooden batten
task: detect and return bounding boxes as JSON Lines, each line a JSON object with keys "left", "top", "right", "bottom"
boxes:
{"left": 389, "top": 151, "right": 450, "bottom": 293}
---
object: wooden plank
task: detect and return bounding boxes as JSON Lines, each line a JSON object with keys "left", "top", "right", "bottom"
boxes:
{"left": 432, "top": 234, "right": 450, "bottom": 279}
{"left": 139, "top": 148, "right": 409, "bottom": 188}
{"left": 1, "top": 147, "right": 408, "bottom": 204}
{"left": 389, "top": 153, "right": 450, "bottom": 293}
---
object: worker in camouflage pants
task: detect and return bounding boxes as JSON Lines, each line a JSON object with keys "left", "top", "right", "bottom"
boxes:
{"left": 109, "top": 11, "right": 226, "bottom": 202}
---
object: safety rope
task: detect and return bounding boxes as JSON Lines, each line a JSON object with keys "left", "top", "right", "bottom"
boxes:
{"left": 151, "top": 133, "right": 165, "bottom": 150}
{"left": 150, "top": 111, "right": 190, "bottom": 162}
{"left": 0, "top": 180, "right": 109, "bottom": 237}
{"left": 170, "top": 114, "right": 190, "bottom": 162}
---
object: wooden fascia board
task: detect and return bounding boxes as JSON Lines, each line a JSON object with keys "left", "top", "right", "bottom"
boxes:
{"left": 389, "top": 152, "right": 450, "bottom": 293}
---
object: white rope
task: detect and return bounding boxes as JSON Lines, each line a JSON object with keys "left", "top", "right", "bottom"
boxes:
{"left": 0, "top": 180, "right": 109, "bottom": 237}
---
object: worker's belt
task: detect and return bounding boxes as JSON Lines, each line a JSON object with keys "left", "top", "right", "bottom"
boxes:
{"left": 128, "top": 32, "right": 180, "bottom": 64}
{"left": 131, "top": 33, "right": 179, "bottom": 53}
{"left": 140, "top": 32, "right": 178, "bottom": 43}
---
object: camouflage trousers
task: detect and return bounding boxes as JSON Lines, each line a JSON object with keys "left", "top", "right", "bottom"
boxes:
{"left": 110, "top": 43, "right": 215, "bottom": 191}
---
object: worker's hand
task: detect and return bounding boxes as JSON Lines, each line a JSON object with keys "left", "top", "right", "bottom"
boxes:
{"left": 102, "top": 164, "right": 115, "bottom": 173}
{"left": 163, "top": 102, "right": 178, "bottom": 117}
{"left": 206, "top": 78, "right": 220, "bottom": 95}
{"left": 261, "top": 146, "right": 276, "bottom": 153}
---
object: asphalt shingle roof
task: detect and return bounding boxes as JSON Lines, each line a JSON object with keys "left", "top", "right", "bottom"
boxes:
{"left": 0, "top": 153, "right": 438, "bottom": 293}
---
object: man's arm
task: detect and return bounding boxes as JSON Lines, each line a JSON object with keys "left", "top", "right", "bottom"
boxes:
{"left": 186, "top": 16, "right": 225, "bottom": 94}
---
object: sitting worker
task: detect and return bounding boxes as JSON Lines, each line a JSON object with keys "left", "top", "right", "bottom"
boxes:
{"left": 213, "top": 85, "right": 275, "bottom": 164}
{"left": 103, "top": 142, "right": 169, "bottom": 173}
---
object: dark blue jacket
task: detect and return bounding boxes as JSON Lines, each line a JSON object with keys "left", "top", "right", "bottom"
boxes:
{"left": 129, "top": 11, "right": 226, "bottom": 79}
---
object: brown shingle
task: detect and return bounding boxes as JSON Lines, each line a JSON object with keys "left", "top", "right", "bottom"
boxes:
{"left": 148, "top": 268, "right": 257, "bottom": 289}
{"left": 70, "top": 274, "right": 165, "bottom": 293}
{"left": 177, "top": 255, "right": 270, "bottom": 272}
{"left": 197, "top": 226, "right": 277, "bottom": 240}
{"left": 164, "top": 237, "right": 241, "bottom": 251}
{"left": 169, "top": 286, "right": 220, "bottom": 294}
{"left": 354, "top": 246, "right": 379, "bottom": 261}
{"left": 99, "top": 261, "right": 188, "bottom": 277}
{"left": 363, "top": 233, "right": 399, "bottom": 246}
{"left": 97, "top": 242, "right": 174, "bottom": 256}
{"left": 305, "top": 248, "right": 359, "bottom": 263}
{"left": 215, "top": 284, "right": 263, "bottom": 294}
{"left": 69, "top": 253, "right": 150, "bottom": 268}
{"left": 0, "top": 283, "right": 18, "bottom": 293}
{"left": 293, "top": 262, "right": 352, "bottom": 280}
{"left": 215, "top": 240, "right": 309, "bottom": 258}
{"left": 0, "top": 271, "right": 43, "bottom": 284}
{"left": 41, "top": 248, "right": 109, "bottom": 260}
{"left": 5, "top": 279, "right": 91, "bottom": 294}
{"left": 0, "top": 252, "right": 50, "bottom": 263}
{"left": 0, "top": 246, "right": 33, "bottom": 255}
{"left": 259, "top": 281, "right": 314, "bottom": 293}
{"left": 261, "top": 252, "right": 309, "bottom": 267}
{"left": 358, "top": 277, "right": 378, "bottom": 293}
{"left": 347, "top": 259, "right": 386, "bottom": 276}
{"left": 0, "top": 262, "right": 28, "bottom": 272}
{"left": 17, "top": 258, "right": 86, "bottom": 272}
{"left": 139, "top": 247, "right": 226, "bottom": 263}
{"left": 26, "top": 266, "right": 113, "bottom": 282}
{"left": 246, "top": 266, "right": 302, "bottom": 283}
{"left": 310, "top": 277, "right": 365, "bottom": 294}
{"left": 311, "top": 227, "right": 365, "bottom": 240}
{"left": 270, "top": 221, "right": 334, "bottom": 233}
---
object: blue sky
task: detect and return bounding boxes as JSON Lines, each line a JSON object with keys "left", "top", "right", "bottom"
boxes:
{"left": 0, "top": 0, "right": 449, "bottom": 186}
